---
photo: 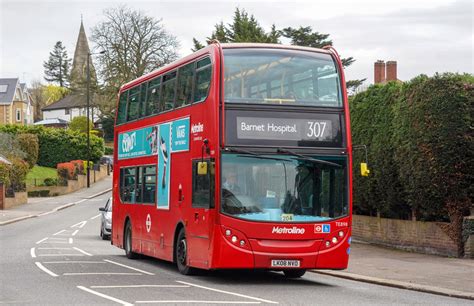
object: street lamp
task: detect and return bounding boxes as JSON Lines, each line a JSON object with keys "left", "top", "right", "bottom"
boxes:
{"left": 86, "top": 50, "right": 106, "bottom": 188}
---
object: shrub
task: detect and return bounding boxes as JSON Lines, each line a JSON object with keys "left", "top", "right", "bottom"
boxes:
{"left": 57, "top": 162, "right": 76, "bottom": 182}
{"left": 70, "top": 160, "right": 85, "bottom": 175}
{"left": 104, "top": 146, "right": 114, "bottom": 155}
{"left": 43, "top": 177, "right": 58, "bottom": 186}
{"left": 16, "top": 133, "right": 39, "bottom": 168}
{"left": 0, "top": 162, "right": 12, "bottom": 187}
{"left": 9, "top": 157, "right": 29, "bottom": 192}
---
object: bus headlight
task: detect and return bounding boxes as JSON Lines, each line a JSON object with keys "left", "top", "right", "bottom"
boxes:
{"left": 225, "top": 229, "right": 231, "bottom": 236}
{"left": 338, "top": 231, "right": 344, "bottom": 238}
{"left": 231, "top": 236, "right": 238, "bottom": 243}
{"left": 332, "top": 237, "right": 338, "bottom": 244}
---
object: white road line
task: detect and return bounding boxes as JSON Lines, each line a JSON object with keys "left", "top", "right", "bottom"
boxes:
{"left": 38, "top": 247, "right": 71, "bottom": 250}
{"left": 30, "top": 248, "right": 36, "bottom": 258}
{"left": 136, "top": 301, "right": 260, "bottom": 304}
{"left": 69, "top": 238, "right": 73, "bottom": 244}
{"left": 103, "top": 259, "right": 155, "bottom": 275}
{"left": 176, "top": 281, "right": 278, "bottom": 304}
{"left": 77, "top": 286, "right": 132, "bottom": 306}
{"left": 76, "top": 199, "right": 87, "bottom": 204}
{"left": 71, "top": 230, "right": 79, "bottom": 236}
{"left": 65, "top": 272, "right": 141, "bottom": 275}
{"left": 36, "top": 237, "right": 48, "bottom": 244}
{"left": 48, "top": 237, "right": 68, "bottom": 241}
{"left": 90, "top": 214, "right": 101, "bottom": 220}
{"left": 35, "top": 262, "right": 58, "bottom": 277}
{"left": 73, "top": 247, "right": 92, "bottom": 256}
{"left": 53, "top": 230, "right": 66, "bottom": 236}
{"left": 43, "top": 261, "right": 105, "bottom": 264}
{"left": 38, "top": 254, "right": 84, "bottom": 257}
{"left": 71, "top": 221, "right": 87, "bottom": 228}
{"left": 91, "top": 285, "right": 190, "bottom": 289}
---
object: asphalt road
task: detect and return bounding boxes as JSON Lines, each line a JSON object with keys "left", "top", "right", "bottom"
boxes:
{"left": 1, "top": 192, "right": 471, "bottom": 305}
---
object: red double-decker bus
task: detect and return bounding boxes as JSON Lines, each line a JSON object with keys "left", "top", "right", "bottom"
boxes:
{"left": 112, "top": 42, "right": 352, "bottom": 278}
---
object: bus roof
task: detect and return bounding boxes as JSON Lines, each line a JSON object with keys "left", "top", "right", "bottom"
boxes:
{"left": 120, "top": 43, "right": 333, "bottom": 92}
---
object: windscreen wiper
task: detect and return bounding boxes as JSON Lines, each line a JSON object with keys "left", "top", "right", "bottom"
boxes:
{"left": 224, "top": 147, "right": 290, "bottom": 162}
{"left": 277, "top": 148, "right": 342, "bottom": 168}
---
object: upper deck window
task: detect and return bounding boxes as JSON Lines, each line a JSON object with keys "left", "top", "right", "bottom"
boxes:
{"left": 223, "top": 48, "right": 342, "bottom": 107}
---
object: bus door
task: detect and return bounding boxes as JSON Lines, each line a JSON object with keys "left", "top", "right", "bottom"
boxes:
{"left": 188, "top": 158, "right": 215, "bottom": 267}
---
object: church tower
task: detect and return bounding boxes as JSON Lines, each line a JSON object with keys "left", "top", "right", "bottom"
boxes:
{"left": 69, "top": 19, "right": 97, "bottom": 91}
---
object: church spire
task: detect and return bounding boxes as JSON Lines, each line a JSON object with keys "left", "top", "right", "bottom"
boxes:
{"left": 70, "top": 19, "right": 96, "bottom": 90}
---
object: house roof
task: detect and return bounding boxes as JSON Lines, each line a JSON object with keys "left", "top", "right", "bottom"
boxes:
{"left": 42, "top": 93, "right": 87, "bottom": 111}
{"left": 34, "top": 118, "right": 69, "bottom": 125}
{"left": 0, "top": 78, "right": 19, "bottom": 105}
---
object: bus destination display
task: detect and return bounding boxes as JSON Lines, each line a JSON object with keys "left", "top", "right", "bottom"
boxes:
{"left": 237, "top": 117, "right": 333, "bottom": 142}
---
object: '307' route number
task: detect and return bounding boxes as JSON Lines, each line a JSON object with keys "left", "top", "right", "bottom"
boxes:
{"left": 307, "top": 121, "right": 327, "bottom": 138}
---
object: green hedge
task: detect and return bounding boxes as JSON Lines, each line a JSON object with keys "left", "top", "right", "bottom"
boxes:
{"left": 350, "top": 73, "right": 474, "bottom": 256}
{"left": 0, "top": 125, "right": 104, "bottom": 168}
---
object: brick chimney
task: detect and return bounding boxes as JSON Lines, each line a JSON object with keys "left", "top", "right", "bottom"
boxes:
{"left": 386, "top": 61, "right": 397, "bottom": 82}
{"left": 374, "top": 60, "right": 386, "bottom": 84}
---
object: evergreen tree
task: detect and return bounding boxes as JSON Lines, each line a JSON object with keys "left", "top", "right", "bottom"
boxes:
{"left": 192, "top": 8, "right": 279, "bottom": 50}
{"left": 43, "top": 41, "right": 71, "bottom": 87}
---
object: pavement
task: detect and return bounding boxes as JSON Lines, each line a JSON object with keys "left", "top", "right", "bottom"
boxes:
{"left": 1, "top": 176, "right": 473, "bottom": 301}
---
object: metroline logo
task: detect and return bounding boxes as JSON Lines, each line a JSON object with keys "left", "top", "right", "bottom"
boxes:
{"left": 272, "top": 226, "right": 305, "bottom": 234}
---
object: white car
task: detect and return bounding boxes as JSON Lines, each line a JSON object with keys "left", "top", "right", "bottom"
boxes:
{"left": 99, "top": 197, "right": 112, "bottom": 240}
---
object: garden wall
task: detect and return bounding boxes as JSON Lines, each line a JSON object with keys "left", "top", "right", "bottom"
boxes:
{"left": 352, "top": 215, "right": 461, "bottom": 257}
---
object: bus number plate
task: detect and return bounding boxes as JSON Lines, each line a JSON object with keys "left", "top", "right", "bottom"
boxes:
{"left": 271, "top": 259, "right": 300, "bottom": 268}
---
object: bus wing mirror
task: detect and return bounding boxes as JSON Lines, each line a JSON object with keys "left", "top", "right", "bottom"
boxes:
{"left": 360, "top": 163, "right": 370, "bottom": 177}
{"left": 197, "top": 161, "right": 208, "bottom": 175}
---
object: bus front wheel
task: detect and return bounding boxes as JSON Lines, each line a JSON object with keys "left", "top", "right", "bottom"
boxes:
{"left": 124, "top": 221, "right": 138, "bottom": 259}
{"left": 176, "top": 228, "right": 196, "bottom": 275}
{"left": 283, "top": 269, "right": 306, "bottom": 278}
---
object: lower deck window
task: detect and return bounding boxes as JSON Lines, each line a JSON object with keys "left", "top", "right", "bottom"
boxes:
{"left": 120, "top": 165, "right": 157, "bottom": 204}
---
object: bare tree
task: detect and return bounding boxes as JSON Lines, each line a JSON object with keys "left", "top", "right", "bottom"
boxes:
{"left": 91, "top": 6, "right": 180, "bottom": 89}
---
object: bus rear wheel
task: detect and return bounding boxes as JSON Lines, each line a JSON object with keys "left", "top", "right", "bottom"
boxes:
{"left": 175, "top": 228, "right": 196, "bottom": 275}
{"left": 283, "top": 269, "right": 306, "bottom": 278}
{"left": 124, "top": 221, "right": 138, "bottom": 259}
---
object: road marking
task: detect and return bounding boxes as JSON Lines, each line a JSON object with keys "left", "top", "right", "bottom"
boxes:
{"left": 176, "top": 281, "right": 278, "bottom": 304}
{"left": 36, "top": 238, "right": 48, "bottom": 244}
{"left": 38, "top": 254, "right": 84, "bottom": 257}
{"left": 76, "top": 199, "right": 87, "bottom": 204}
{"left": 69, "top": 238, "right": 73, "bottom": 244}
{"left": 71, "top": 221, "right": 87, "bottom": 228}
{"left": 104, "top": 259, "right": 155, "bottom": 275}
{"left": 65, "top": 272, "right": 141, "bottom": 275}
{"left": 48, "top": 237, "right": 68, "bottom": 241}
{"left": 30, "top": 248, "right": 36, "bottom": 258}
{"left": 73, "top": 247, "right": 92, "bottom": 256}
{"left": 36, "top": 237, "right": 48, "bottom": 244}
{"left": 38, "top": 247, "right": 71, "bottom": 250}
{"left": 91, "top": 285, "right": 190, "bottom": 289}
{"left": 90, "top": 214, "right": 101, "bottom": 220}
{"left": 136, "top": 301, "right": 260, "bottom": 304}
{"left": 53, "top": 230, "right": 66, "bottom": 236}
{"left": 43, "top": 261, "right": 105, "bottom": 264}
{"left": 77, "top": 286, "right": 132, "bottom": 306}
{"left": 72, "top": 230, "right": 79, "bottom": 236}
{"left": 35, "top": 262, "right": 58, "bottom": 277}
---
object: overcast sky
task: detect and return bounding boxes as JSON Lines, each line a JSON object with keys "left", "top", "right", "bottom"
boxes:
{"left": 0, "top": 0, "right": 472, "bottom": 87}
